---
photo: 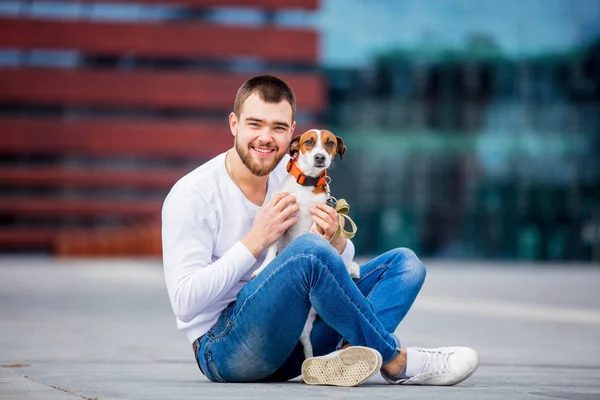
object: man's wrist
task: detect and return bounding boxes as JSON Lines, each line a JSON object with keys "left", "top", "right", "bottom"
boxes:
{"left": 241, "top": 234, "right": 264, "bottom": 259}
{"left": 331, "top": 236, "right": 347, "bottom": 255}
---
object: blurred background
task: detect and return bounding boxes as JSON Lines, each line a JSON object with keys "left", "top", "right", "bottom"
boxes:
{"left": 0, "top": 0, "right": 598, "bottom": 262}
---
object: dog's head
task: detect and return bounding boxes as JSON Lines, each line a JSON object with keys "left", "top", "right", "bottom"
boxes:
{"left": 289, "top": 129, "right": 346, "bottom": 176}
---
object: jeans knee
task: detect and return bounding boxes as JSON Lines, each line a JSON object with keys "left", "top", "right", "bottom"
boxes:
{"left": 391, "top": 247, "right": 426, "bottom": 287}
{"left": 294, "top": 233, "right": 336, "bottom": 258}
{"left": 291, "top": 233, "right": 343, "bottom": 272}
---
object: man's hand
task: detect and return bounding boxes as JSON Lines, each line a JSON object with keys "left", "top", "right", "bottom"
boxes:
{"left": 310, "top": 203, "right": 347, "bottom": 254}
{"left": 242, "top": 193, "right": 299, "bottom": 258}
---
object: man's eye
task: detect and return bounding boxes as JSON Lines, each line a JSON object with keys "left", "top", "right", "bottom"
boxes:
{"left": 305, "top": 139, "right": 314, "bottom": 146}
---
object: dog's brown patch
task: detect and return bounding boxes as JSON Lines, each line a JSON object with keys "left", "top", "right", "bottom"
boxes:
{"left": 312, "top": 185, "right": 327, "bottom": 195}
{"left": 321, "top": 130, "right": 338, "bottom": 157}
{"left": 300, "top": 130, "right": 318, "bottom": 154}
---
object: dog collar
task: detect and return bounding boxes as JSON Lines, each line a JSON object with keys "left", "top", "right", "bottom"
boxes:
{"left": 286, "top": 158, "right": 328, "bottom": 188}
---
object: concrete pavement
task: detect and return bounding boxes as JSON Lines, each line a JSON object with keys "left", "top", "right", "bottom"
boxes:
{"left": 1, "top": 257, "right": 599, "bottom": 399}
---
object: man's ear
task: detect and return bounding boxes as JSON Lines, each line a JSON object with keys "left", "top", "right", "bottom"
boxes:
{"left": 229, "top": 112, "right": 238, "bottom": 137}
{"left": 290, "top": 135, "right": 301, "bottom": 158}
{"left": 336, "top": 136, "right": 347, "bottom": 160}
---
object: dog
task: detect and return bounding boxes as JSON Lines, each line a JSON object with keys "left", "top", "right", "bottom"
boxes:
{"left": 251, "top": 129, "right": 360, "bottom": 359}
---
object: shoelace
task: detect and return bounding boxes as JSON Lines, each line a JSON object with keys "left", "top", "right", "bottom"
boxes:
{"left": 421, "top": 349, "right": 452, "bottom": 375}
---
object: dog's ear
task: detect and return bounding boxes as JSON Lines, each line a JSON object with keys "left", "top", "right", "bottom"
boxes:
{"left": 336, "top": 136, "right": 347, "bottom": 160}
{"left": 290, "top": 135, "right": 301, "bottom": 158}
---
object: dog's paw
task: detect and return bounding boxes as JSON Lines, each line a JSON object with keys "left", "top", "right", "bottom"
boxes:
{"left": 345, "top": 261, "right": 360, "bottom": 279}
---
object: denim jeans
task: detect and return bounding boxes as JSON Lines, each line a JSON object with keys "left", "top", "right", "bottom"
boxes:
{"left": 194, "top": 234, "right": 426, "bottom": 382}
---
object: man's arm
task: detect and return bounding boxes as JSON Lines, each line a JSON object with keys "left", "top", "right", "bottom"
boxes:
{"left": 162, "top": 186, "right": 300, "bottom": 323}
{"left": 161, "top": 186, "right": 256, "bottom": 323}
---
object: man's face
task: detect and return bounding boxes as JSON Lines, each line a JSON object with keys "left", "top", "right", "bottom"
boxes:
{"left": 230, "top": 93, "right": 295, "bottom": 177}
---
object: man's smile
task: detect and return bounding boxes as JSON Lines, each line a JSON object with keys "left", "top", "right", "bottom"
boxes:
{"left": 251, "top": 146, "right": 276, "bottom": 156}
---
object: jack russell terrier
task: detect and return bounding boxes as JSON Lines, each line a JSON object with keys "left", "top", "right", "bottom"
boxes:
{"left": 251, "top": 129, "right": 360, "bottom": 359}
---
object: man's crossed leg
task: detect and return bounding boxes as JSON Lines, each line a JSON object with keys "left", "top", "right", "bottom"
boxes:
{"left": 193, "top": 234, "right": 478, "bottom": 386}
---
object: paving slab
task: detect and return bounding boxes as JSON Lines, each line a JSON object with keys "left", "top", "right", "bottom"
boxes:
{"left": 1, "top": 257, "right": 599, "bottom": 399}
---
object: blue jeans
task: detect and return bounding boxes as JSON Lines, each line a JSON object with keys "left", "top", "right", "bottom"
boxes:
{"left": 194, "top": 234, "right": 426, "bottom": 382}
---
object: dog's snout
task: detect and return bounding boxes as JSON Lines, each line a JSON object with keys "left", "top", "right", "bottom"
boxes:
{"left": 314, "top": 154, "right": 326, "bottom": 164}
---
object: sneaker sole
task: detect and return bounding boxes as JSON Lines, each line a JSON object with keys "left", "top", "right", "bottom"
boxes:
{"left": 301, "top": 346, "right": 383, "bottom": 387}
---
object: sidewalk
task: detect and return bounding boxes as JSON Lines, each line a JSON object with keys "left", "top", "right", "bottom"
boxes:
{"left": 1, "top": 257, "right": 599, "bottom": 399}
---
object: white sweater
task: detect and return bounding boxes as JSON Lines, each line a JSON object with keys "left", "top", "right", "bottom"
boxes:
{"left": 161, "top": 152, "right": 355, "bottom": 343}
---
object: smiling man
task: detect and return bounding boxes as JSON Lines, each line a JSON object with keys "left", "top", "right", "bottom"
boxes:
{"left": 161, "top": 75, "right": 479, "bottom": 387}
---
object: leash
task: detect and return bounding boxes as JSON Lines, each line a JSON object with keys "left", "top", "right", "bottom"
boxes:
{"left": 318, "top": 196, "right": 358, "bottom": 243}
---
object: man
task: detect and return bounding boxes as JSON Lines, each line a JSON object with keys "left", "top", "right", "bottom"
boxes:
{"left": 162, "top": 75, "right": 478, "bottom": 386}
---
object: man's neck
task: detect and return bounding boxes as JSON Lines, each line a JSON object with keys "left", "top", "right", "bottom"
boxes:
{"left": 227, "top": 150, "right": 269, "bottom": 205}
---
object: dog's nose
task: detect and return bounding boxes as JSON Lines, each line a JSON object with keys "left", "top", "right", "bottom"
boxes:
{"left": 314, "top": 154, "right": 326, "bottom": 164}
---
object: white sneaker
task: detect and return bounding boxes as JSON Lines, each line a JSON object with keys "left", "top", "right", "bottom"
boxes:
{"left": 382, "top": 347, "right": 479, "bottom": 386}
{"left": 301, "top": 346, "right": 383, "bottom": 387}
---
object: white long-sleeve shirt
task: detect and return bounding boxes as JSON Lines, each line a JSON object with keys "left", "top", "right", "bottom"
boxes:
{"left": 161, "top": 151, "right": 355, "bottom": 343}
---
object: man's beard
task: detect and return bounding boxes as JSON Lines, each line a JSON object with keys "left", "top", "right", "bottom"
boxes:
{"left": 235, "top": 138, "right": 285, "bottom": 177}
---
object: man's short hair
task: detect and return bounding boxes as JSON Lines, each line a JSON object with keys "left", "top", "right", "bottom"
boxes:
{"left": 233, "top": 75, "right": 296, "bottom": 121}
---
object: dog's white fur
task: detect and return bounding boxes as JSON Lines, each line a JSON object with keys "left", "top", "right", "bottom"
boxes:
{"left": 251, "top": 129, "right": 359, "bottom": 359}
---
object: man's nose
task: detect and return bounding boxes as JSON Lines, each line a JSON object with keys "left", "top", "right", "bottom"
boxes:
{"left": 257, "top": 128, "right": 274, "bottom": 142}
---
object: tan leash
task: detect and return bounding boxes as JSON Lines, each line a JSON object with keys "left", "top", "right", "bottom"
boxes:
{"left": 317, "top": 197, "right": 357, "bottom": 244}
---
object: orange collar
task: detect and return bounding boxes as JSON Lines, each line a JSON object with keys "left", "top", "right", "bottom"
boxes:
{"left": 286, "top": 158, "right": 328, "bottom": 188}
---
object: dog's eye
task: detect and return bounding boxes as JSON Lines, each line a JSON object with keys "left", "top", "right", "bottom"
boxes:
{"left": 325, "top": 140, "right": 334, "bottom": 147}
{"left": 305, "top": 139, "right": 314, "bottom": 146}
